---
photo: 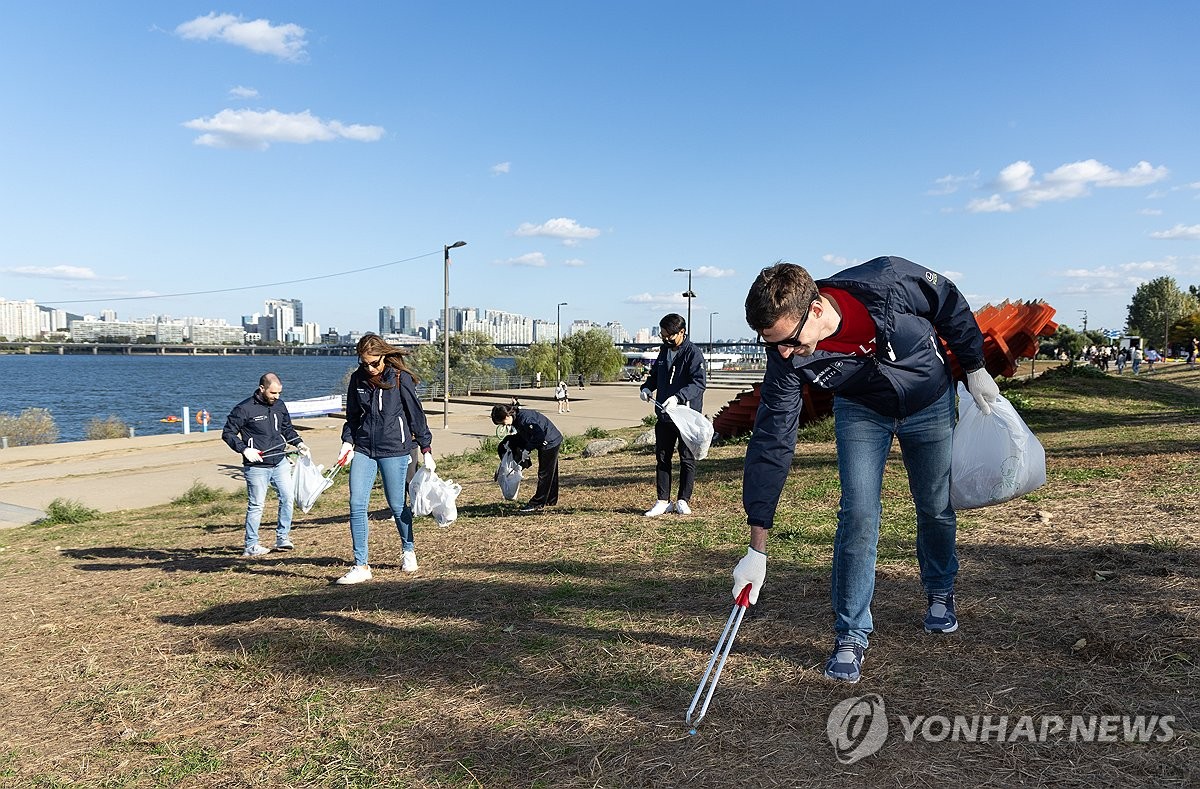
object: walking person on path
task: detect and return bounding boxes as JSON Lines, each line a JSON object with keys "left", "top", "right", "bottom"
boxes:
{"left": 335, "top": 334, "right": 436, "bottom": 585}
{"left": 492, "top": 400, "right": 563, "bottom": 514}
{"left": 732, "top": 258, "right": 998, "bottom": 683}
{"left": 639, "top": 312, "right": 707, "bottom": 517}
{"left": 555, "top": 379, "right": 570, "bottom": 413}
{"left": 222, "top": 372, "right": 309, "bottom": 557}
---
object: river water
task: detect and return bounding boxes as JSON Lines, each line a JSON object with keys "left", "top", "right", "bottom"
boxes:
{"left": 0, "top": 354, "right": 360, "bottom": 443}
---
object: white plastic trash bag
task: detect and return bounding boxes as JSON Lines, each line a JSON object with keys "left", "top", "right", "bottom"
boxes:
{"left": 293, "top": 454, "right": 335, "bottom": 514}
{"left": 496, "top": 448, "right": 523, "bottom": 500}
{"left": 950, "top": 382, "right": 1046, "bottom": 510}
{"left": 665, "top": 403, "right": 714, "bottom": 460}
{"left": 408, "top": 467, "right": 462, "bottom": 526}
{"left": 409, "top": 466, "right": 437, "bottom": 517}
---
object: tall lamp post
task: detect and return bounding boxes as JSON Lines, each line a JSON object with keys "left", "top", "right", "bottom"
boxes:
{"left": 556, "top": 301, "right": 568, "bottom": 382}
{"left": 708, "top": 311, "right": 719, "bottom": 375}
{"left": 1077, "top": 308, "right": 1088, "bottom": 334}
{"left": 673, "top": 267, "right": 695, "bottom": 332}
{"left": 442, "top": 240, "right": 466, "bottom": 429}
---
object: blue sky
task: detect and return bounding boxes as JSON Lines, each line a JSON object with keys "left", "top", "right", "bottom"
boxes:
{"left": 1, "top": 2, "right": 1197, "bottom": 341}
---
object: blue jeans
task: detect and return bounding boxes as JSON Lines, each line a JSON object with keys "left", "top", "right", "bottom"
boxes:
{"left": 244, "top": 462, "right": 295, "bottom": 549}
{"left": 831, "top": 386, "right": 958, "bottom": 648}
{"left": 348, "top": 453, "right": 413, "bottom": 566}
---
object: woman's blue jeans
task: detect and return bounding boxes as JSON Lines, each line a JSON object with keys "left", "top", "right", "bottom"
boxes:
{"left": 348, "top": 453, "right": 413, "bottom": 567}
{"left": 831, "top": 386, "right": 958, "bottom": 648}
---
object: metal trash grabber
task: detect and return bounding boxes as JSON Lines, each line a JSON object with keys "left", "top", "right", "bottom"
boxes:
{"left": 686, "top": 584, "right": 753, "bottom": 728}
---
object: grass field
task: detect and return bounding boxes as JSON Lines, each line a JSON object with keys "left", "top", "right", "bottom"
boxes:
{"left": 1, "top": 363, "right": 1197, "bottom": 787}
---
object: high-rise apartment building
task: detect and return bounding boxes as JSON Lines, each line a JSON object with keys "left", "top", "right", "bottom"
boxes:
{"left": 379, "top": 306, "right": 397, "bottom": 335}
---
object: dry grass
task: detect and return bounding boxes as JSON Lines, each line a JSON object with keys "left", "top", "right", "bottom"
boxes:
{"left": 1, "top": 364, "right": 1197, "bottom": 787}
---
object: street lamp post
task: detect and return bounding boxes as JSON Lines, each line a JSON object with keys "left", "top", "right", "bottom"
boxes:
{"left": 673, "top": 267, "right": 695, "bottom": 332}
{"left": 443, "top": 240, "right": 466, "bottom": 429}
{"left": 556, "top": 302, "right": 568, "bottom": 382}
{"left": 1077, "top": 308, "right": 1088, "bottom": 334}
{"left": 708, "top": 311, "right": 719, "bottom": 375}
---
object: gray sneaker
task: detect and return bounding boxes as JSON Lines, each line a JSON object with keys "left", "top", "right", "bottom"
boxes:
{"left": 275, "top": 538, "right": 295, "bottom": 551}
{"left": 242, "top": 544, "right": 270, "bottom": 558}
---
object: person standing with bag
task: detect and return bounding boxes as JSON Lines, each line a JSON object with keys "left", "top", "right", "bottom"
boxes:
{"left": 733, "top": 258, "right": 998, "bottom": 684}
{"left": 335, "top": 334, "right": 436, "bottom": 585}
{"left": 555, "top": 380, "right": 570, "bottom": 413}
{"left": 491, "top": 400, "right": 562, "bottom": 514}
{"left": 639, "top": 313, "right": 707, "bottom": 517}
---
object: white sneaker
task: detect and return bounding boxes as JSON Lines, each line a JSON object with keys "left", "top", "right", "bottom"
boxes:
{"left": 644, "top": 500, "right": 671, "bottom": 517}
{"left": 674, "top": 500, "right": 692, "bottom": 515}
{"left": 242, "top": 544, "right": 270, "bottom": 558}
{"left": 401, "top": 550, "right": 419, "bottom": 573}
{"left": 336, "top": 565, "right": 373, "bottom": 585}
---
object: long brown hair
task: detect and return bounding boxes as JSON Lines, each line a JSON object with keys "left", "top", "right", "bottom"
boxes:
{"left": 356, "top": 333, "right": 420, "bottom": 389}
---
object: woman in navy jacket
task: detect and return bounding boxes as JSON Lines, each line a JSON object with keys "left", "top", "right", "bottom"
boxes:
{"left": 491, "top": 400, "right": 563, "bottom": 514}
{"left": 335, "top": 334, "right": 435, "bottom": 585}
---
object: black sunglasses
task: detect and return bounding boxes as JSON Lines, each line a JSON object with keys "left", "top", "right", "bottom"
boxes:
{"left": 758, "top": 293, "right": 818, "bottom": 351}
{"left": 360, "top": 356, "right": 385, "bottom": 369}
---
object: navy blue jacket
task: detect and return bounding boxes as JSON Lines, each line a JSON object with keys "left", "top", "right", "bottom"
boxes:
{"left": 222, "top": 391, "right": 303, "bottom": 467}
{"left": 744, "top": 256, "right": 986, "bottom": 529}
{"left": 644, "top": 336, "right": 707, "bottom": 421}
{"left": 341, "top": 366, "right": 433, "bottom": 459}
{"left": 502, "top": 408, "right": 563, "bottom": 454}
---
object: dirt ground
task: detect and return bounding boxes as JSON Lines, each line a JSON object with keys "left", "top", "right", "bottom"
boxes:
{"left": 1, "top": 365, "right": 1196, "bottom": 787}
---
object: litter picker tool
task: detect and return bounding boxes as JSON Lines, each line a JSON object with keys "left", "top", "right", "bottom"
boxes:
{"left": 685, "top": 584, "right": 753, "bottom": 729}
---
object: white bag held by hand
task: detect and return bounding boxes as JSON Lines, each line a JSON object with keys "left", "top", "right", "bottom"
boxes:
{"left": 950, "top": 382, "right": 1046, "bottom": 510}
{"left": 496, "top": 448, "right": 523, "bottom": 501}
{"left": 408, "top": 466, "right": 462, "bottom": 526}
{"left": 665, "top": 402, "right": 714, "bottom": 460}
{"left": 293, "top": 454, "right": 336, "bottom": 514}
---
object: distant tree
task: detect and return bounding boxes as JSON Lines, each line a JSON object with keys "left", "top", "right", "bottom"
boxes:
{"left": 1127, "top": 277, "right": 1198, "bottom": 352}
{"left": 409, "top": 331, "right": 500, "bottom": 395}
{"left": 515, "top": 341, "right": 573, "bottom": 383}
{"left": 1050, "top": 325, "right": 1086, "bottom": 365}
{"left": 562, "top": 328, "right": 625, "bottom": 381}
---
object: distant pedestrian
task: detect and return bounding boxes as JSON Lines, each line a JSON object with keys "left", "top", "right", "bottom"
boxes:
{"left": 222, "top": 372, "right": 309, "bottom": 557}
{"left": 535, "top": 371, "right": 542, "bottom": 388}
{"left": 640, "top": 312, "right": 707, "bottom": 517}
{"left": 1145, "top": 347, "right": 1161, "bottom": 372}
{"left": 1116, "top": 349, "right": 1127, "bottom": 374}
{"left": 1132, "top": 347, "right": 1143, "bottom": 375}
{"left": 555, "top": 380, "right": 570, "bottom": 413}
{"left": 578, "top": 372, "right": 585, "bottom": 389}
{"left": 492, "top": 400, "right": 563, "bottom": 514}
{"left": 335, "top": 334, "right": 436, "bottom": 585}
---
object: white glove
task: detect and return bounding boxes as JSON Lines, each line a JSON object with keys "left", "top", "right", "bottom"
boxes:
{"left": 663, "top": 395, "right": 679, "bottom": 409}
{"left": 966, "top": 368, "right": 1000, "bottom": 416}
{"left": 639, "top": 388, "right": 651, "bottom": 402}
{"left": 732, "top": 546, "right": 766, "bottom": 604}
{"left": 242, "top": 447, "right": 263, "bottom": 464}
{"left": 297, "top": 443, "right": 311, "bottom": 458}
{"left": 423, "top": 452, "right": 436, "bottom": 472}
{"left": 338, "top": 441, "right": 355, "bottom": 466}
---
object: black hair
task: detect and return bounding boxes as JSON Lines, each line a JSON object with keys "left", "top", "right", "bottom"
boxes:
{"left": 659, "top": 313, "right": 686, "bottom": 336}
{"left": 491, "top": 398, "right": 521, "bottom": 424}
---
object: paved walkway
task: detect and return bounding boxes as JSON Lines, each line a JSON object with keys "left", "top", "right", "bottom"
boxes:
{"left": 0, "top": 381, "right": 748, "bottom": 527}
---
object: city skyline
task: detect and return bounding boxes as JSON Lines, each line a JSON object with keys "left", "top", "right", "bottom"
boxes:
{"left": 2, "top": 5, "right": 1197, "bottom": 340}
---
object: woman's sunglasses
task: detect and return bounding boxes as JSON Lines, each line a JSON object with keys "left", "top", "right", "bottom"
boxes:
{"left": 360, "top": 356, "right": 385, "bottom": 370}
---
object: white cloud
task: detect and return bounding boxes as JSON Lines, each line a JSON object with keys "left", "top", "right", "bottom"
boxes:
{"left": 176, "top": 13, "right": 307, "bottom": 61}
{"left": 695, "top": 266, "right": 735, "bottom": 278}
{"left": 966, "top": 195, "right": 1013, "bottom": 213}
{"left": 944, "top": 270, "right": 964, "bottom": 281}
{"left": 497, "top": 252, "right": 547, "bottom": 267}
{"left": 967, "top": 158, "right": 1169, "bottom": 213}
{"left": 995, "top": 160, "right": 1034, "bottom": 192}
{"left": 821, "top": 255, "right": 863, "bottom": 268}
{"left": 1150, "top": 224, "right": 1200, "bottom": 240}
{"left": 1138, "top": 208, "right": 1164, "bottom": 216}
{"left": 490, "top": 161, "right": 511, "bottom": 176}
{"left": 229, "top": 85, "right": 259, "bottom": 99}
{"left": 624, "top": 292, "right": 688, "bottom": 311}
{"left": 514, "top": 218, "right": 601, "bottom": 245}
{"left": 2, "top": 265, "right": 105, "bottom": 280}
{"left": 927, "top": 171, "right": 978, "bottom": 196}
{"left": 1057, "top": 257, "right": 1185, "bottom": 295}
{"left": 183, "top": 109, "right": 385, "bottom": 149}
{"left": 563, "top": 258, "right": 586, "bottom": 267}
